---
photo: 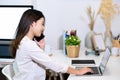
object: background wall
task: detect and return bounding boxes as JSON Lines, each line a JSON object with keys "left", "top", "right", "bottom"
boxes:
{"left": 0, "top": 0, "right": 120, "bottom": 50}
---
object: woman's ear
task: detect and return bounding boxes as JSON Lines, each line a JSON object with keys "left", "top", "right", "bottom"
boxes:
{"left": 31, "top": 22, "right": 36, "bottom": 27}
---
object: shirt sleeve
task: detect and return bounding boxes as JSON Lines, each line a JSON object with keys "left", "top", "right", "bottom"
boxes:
{"left": 28, "top": 42, "right": 69, "bottom": 73}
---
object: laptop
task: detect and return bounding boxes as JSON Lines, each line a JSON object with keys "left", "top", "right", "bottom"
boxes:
{"left": 76, "top": 48, "right": 111, "bottom": 76}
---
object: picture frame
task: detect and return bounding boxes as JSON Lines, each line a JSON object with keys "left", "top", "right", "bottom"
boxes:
{"left": 92, "top": 33, "right": 106, "bottom": 51}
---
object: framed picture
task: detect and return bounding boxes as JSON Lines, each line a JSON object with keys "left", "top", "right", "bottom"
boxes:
{"left": 92, "top": 34, "right": 106, "bottom": 51}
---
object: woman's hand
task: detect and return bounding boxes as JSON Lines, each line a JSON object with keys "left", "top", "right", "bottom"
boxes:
{"left": 67, "top": 67, "right": 93, "bottom": 75}
{"left": 34, "top": 38, "right": 45, "bottom": 50}
{"left": 76, "top": 67, "right": 94, "bottom": 75}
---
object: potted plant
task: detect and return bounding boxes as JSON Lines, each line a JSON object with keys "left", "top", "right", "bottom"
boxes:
{"left": 65, "top": 30, "right": 81, "bottom": 58}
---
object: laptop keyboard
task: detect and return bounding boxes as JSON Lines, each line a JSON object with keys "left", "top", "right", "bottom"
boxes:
{"left": 89, "top": 67, "right": 99, "bottom": 74}
{"left": 76, "top": 67, "right": 99, "bottom": 75}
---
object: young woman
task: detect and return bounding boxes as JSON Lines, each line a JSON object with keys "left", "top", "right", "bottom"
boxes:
{"left": 10, "top": 9, "right": 93, "bottom": 80}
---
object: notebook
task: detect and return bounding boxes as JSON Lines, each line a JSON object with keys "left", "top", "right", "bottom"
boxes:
{"left": 72, "top": 59, "right": 95, "bottom": 66}
{"left": 76, "top": 48, "right": 111, "bottom": 76}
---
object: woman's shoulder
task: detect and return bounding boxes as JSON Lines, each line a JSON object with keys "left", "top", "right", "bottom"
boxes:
{"left": 20, "top": 36, "right": 41, "bottom": 51}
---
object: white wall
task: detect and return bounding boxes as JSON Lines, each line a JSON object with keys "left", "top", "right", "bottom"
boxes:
{"left": 34, "top": 0, "right": 120, "bottom": 50}
{"left": 0, "top": 0, "right": 120, "bottom": 50}
{"left": 0, "top": 0, "right": 33, "bottom": 5}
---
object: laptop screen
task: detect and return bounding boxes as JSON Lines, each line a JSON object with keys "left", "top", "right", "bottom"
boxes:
{"left": 99, "top": 48, "right": 111, "bottom": 74}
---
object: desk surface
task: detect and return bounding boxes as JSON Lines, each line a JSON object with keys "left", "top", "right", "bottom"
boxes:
{"left": 0, "top": 50, "right": 120, "bottom": 80}
{"left": 51, "top": 50, "right": 120, "bottom": 80}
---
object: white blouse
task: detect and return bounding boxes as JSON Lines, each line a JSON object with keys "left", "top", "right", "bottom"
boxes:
{"left": 13, "top": 36, "right": 68, "bottom": 80}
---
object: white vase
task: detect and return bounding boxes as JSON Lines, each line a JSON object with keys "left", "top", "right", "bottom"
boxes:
{"left": 85, "top": 30, "right": 96, "bottom": 50}
{"left": 104, "top": 30, "right": 113, "bottom": 50}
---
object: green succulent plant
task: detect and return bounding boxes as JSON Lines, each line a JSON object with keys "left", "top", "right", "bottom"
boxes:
{"left": 65, "top": 35, "right": 81, "bottom": 46}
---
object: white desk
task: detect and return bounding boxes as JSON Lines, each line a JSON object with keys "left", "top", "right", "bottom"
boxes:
{"left": 51, "top": 50, "right": 120, "bottom": 80}
{"left": 1, "top": 50, "right": 120, "bottom": 80}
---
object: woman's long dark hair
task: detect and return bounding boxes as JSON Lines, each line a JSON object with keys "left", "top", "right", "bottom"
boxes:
{"left": 10, "top": 9, "right": 45, "bottom": 58}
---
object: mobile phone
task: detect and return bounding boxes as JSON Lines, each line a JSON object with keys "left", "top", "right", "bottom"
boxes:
{"left": 34, "top": 33, "right": 45, "bottom": 41}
